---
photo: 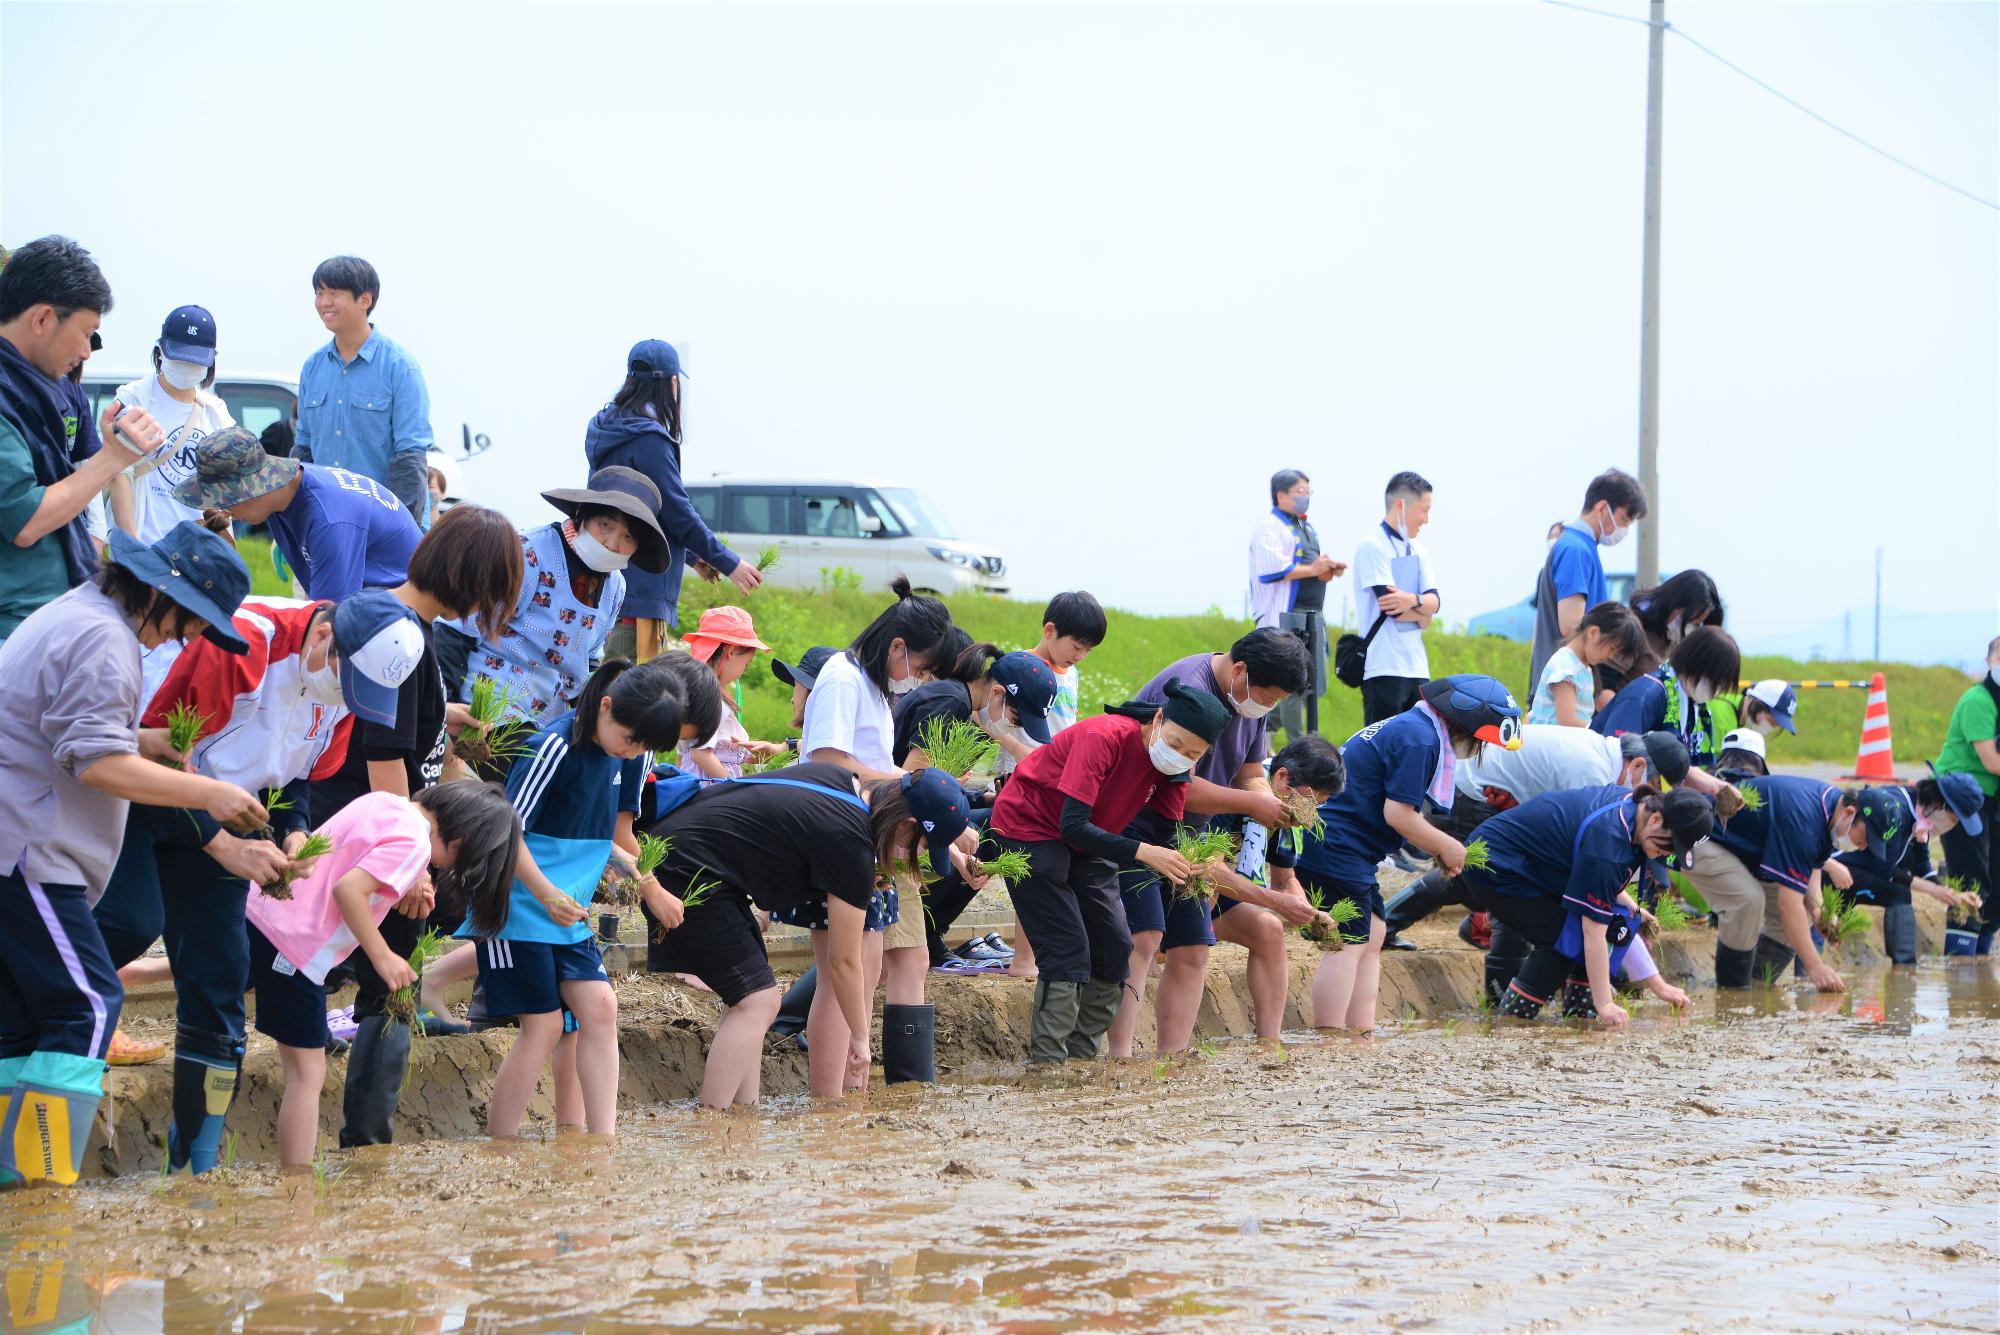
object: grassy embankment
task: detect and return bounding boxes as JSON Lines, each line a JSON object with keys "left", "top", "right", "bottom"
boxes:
{"left": 239, "top": 539, "right": 1971, "bottom": 766}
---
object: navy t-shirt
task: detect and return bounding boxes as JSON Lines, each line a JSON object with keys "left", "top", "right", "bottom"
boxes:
{"left": 1467, "top": 784, "right": 1639, "bottom": 923}
{"left": 1708, "top": 774, "right": 1837, "bottom": 893}
{"left": 267, "top": 463, "right": 422, "bottom": 601}
{"left": 1592, "top": 671, "right": 1668, "bottom": 738}
{"left": 1298, "top": 708, "right": 1441, "bottom": 885}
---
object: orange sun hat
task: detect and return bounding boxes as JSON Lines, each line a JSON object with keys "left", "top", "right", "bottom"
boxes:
{"left": 684, "top": 605, "right": 773, "bottom": 662}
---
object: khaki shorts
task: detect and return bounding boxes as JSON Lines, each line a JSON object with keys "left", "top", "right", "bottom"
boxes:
{"left": 1682, "top": 844, "right": 1790, "bottom": 951}
{"left": 883, "top": 883, "right": 927, "bottom": 952}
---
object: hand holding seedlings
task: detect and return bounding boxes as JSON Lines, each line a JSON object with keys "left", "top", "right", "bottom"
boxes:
{"left": 1817, "top": 885, "right": 1871, "bottom": 943}
{"left": 451, "top": 678, "right": 536, "bottom": 769}
{"left": 260, "top": 831, "right": 334, "bottom": 901}
{"left": 1300, "top": 889, "right": 1360, "bottom": 949}
{"left": 384, "top": 930, "right": 452, "bottom": 1025}
{"left": 969, "top": 848, "right": 1033, "bottom": 886}
{"left": 755, "top": 544, "right": 782, "bottom": 573}
{"left": 1279, "top": 789, "right": 1325, "bottom": 839}
{"left": 154, "top": 701, "right": 209, "bottom": 769}
{"left": 1238, "top": 788, "right": 1287, "bottom": 830}
{"left": 211, "top": 831, "right": 292, "bottom": 886}
{"left": 538, "top": 891, "right": 589, "bottom": 927}
{"left": 202, "top": 782, "right": 269, "bottom": 835}
{"left": 1136, "top": 842, "right": 1194, "bottom": 886}
{"left": 1168, "top": 827, "right": 1240, "bottom": 905}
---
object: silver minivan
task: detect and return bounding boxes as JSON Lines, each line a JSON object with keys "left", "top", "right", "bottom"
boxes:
{"left": 687, "top": 475, "right": 1008, "bottom": 595}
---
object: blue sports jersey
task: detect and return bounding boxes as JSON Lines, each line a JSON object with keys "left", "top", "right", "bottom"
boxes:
{"left": 1298, "top": 709, "right": 1442, "bottom": 886}
{"left": 265, "top": 463, "right": 421, "bottom": 601}
{"left": 1465, "top": 784, "right": 1640, "bottom": 924}
{"left": 458, "top": 712, "right": 649, "bottom": 944}
{"left": 1708, "top": 774, "right": 1838, "bottom": 893}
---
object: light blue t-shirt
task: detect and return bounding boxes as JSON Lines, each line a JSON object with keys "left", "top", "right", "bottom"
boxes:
{"left": 1529, "top": 645, "right": 1596, "bottom": 726}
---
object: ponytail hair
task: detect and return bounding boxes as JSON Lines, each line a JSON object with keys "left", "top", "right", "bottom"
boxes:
{"left": 1573, "top": 600, "right": 1645, "bottom": 663}
{"left": 847, "top": 575, "right": 954, "bottom": 698}
{"left": 935, "top": 631, "right": 1003, "bottom": 687}
{"left": 415, "top": 781, "right": 522, "bottom": 937}
{"left": 645, "top": 650, "right": 725, "bottom": 747}
{"left": 575, "top": 656, "right": 705, "bottom": 753}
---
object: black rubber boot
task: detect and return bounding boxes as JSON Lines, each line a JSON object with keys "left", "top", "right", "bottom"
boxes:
{"left": 1714, "top": 941, "right": 1756, "bottom": 988}
{"left": 769, "top": 967, "right": 816, "bottom": 1049}
{"left": 1067, "top": 980, "right": 1124, "bottom": 1060}
{"left": 1028, "top": 980, "right": 1081, "bottom": 1065}
{"left": 339, "top": 1013, "right": 411, "bottom": 1147}
{"left": 167, "top": 1025, "right": 244, "bottom": 1174}
{"left": 1483, "top": 943, "right": 1531, "bottom": 1008}
{"left": 1560, "top": 978, "right": 1598, "bottom": 1019}
{"left": 881, "top": 1004, "right": 936, "bottom": 1084}
{"left": 1882, "top": 903, "right": 1918, "bottom": 965}
{"left": 1496, "top": 980, "right": 1547, "bottom": 1019}
{"left": 1752, "top": 935, "right": 1796, "bottom": 985}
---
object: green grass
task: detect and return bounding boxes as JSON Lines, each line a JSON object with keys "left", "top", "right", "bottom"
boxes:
{"left": 233, "top": 537, "right": 1976, "bottom": 765}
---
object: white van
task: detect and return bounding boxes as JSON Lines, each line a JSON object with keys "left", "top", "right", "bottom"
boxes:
{"left": 686, "top": 475, "right": 1008, "bottom": 596}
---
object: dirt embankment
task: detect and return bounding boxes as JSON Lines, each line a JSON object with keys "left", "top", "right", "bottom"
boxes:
{"left": 90, "top": 914, "right": 1894, "bottom": 1177}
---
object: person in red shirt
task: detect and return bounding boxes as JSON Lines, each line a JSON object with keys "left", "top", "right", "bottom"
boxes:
{"left": 989, "top": 680, "right": 1230, "bottom": 1065}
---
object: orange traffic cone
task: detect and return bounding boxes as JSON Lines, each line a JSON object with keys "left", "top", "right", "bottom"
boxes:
{"left": 1848, "top": 671, "right": 1897, "bottom": 780}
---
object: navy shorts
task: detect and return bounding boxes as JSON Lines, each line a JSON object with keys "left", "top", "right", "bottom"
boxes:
{"left": 1297, "top": 872, "right": 1385, "bottom": 946}
{"left": 1120, "top": 868, "right": 1216, "bottom": 951}
{"left": 776, "top": 883, "right": 897, "bottom": 933}
{"left": 247, "top": 922, "right": 330, "bottom": 1049}
{"left": 474, "top": 937, "right": 609, "bottom": 1018}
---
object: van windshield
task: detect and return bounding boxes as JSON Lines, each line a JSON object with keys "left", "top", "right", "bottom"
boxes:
{"left": 875, "top": 488, "right": 956, "bottom": 540}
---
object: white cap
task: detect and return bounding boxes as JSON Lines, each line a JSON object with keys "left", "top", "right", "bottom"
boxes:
{"left": 1720, "top": 727, "right": 1767, "bottom": 760}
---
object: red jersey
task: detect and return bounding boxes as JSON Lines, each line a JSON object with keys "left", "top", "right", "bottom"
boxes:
{"left": 990, "top": 713, "right": 1187, "bottom": 845}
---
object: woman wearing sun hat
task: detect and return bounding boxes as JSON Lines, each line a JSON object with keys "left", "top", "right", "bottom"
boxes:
{"left": 0, "top": 520, "right": 266, "bottom": 1186}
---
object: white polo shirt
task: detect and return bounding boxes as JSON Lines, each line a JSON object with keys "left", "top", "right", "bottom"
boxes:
{"left": 1351, "top": 521, "right": 1437, "bottom": 681}
{"left": 799, "top": 649, "right": 895, "bottom": 773}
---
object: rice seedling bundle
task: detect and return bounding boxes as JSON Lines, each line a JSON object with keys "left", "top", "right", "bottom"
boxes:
{"left": 1300, "top": 885, "right": 1360, "bottom": 950}
{"left": 161, "top": 702, "right": 208, "bottom": 769}
{"left": 1650, "top": 895, "right": 1690, "bottom": 934}
{"left": 259, "top": 831, "right": 333, "bottom": 901}
{"left": 384, "top": 929, "right": 453, "bottom": 1089}
{"left": 1460, "top": 839, "right": 1492, "bottom": 872}
{"left": 755, "top": 544, "right": 782, "bottom": 573}
{"left": 1279, "top": 789, "right": 1325, "bottom": 840}
{"left": 754, "top": 747, "right": 799, "bottom": 772}
{"left": 650, "top": 871, "right": 722, "bottom": 943}
{"left": 453, "top": 677, "right": 537, "bottom": 769}
{"left": 914, "top": 715, "right": 998, "bottom": 779}
{"left": 1945, "top": 875, "right": 1983, "bottom": 927}
{"left": 1170, "top": 826, "right": 1240, "bottom": 906}
{"left": 969, "top": 848, "right": 1032, "bottom": 886}
{"left": 1818, "top": 885, "right": 1871, "bottom": 943}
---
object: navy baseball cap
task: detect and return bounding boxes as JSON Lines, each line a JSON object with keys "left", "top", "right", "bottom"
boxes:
{"left": 772, "top": 646, "right": 838, "bottom": 691}
{"left": 1855, "top": 786, "right": 1914, "bottom": 859}
{"left": 1926, "top": 763, "right": 1986, "bottom": 837}
{"left": 330, "top": 591, "right": 426, "bottom": 727}
{"left": 627, "top": 339, "right": 686, "bottom": 381}
{"left": 159, "top": 305, "right": 217, "bottom": 366}
{"left": 901, "top": 768, "right": 971, "bottom": 868}
{"left": 989, "top": 651, "right": 1059, "bottom": 744}
{"left": 1744, "top": 679, "right": 1799, "bottom": 734}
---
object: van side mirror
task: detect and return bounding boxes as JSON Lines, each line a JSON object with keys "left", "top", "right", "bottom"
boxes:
{"left": 858, "top": 513, "right": 883, "bottom": 535}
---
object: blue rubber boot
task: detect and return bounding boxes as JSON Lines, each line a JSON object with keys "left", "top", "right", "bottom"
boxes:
{"left": 0, "top": 1054, "right": 26, "bottom": 1185}
{"left": 166, "top": 1026, "right": 243, "bottom": 1174}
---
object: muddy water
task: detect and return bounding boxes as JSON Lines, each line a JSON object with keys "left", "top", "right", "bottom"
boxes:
{"left": 8, "top": 966, "right": 1999, "bottom": 1334}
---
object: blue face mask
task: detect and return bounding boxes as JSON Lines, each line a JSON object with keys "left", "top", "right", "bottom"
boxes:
{"left": 1289, "top": 493, "right": 1310, "bottom": 516}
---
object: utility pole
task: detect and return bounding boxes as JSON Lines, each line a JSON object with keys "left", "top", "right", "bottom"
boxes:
{"left": 1873, "top": 547, "right": 1883, "bottom": 661}
{"left": 1636, "top": 0, "right": 1666, "bottom": 589}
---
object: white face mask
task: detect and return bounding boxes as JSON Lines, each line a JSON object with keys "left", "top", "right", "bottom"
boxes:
{"left": 981, "top": 700, "right": 1020, "bottom": 734}
{"left": 1149, "top": 736, "right": 1195, "bottom": 776}
{"left": 1666, "top": 612, "right": 1684, "bottom": 642}
{"left": 1835, "top": 824, "right": 1865, "bottom": 854}
{"left": 302, "top": 657, "right": 346, "bottom": 710}
{"left": 1597, "top": 511, "right": 1630, "bottom": 548}
{"left": 1232, "top": 686, "right": 1274, "bottom": 720}
{"left": 1388, "top": 503, "right": 1409, "bottom": 541}
{"left": 568, "top": 523, "right": 630, "bottom": 574}
{"left": 1748, "top": 717, "right": 1778, "bottom": 738}
{"left": 160, "top": 358, "right": 208, "bottom": 391}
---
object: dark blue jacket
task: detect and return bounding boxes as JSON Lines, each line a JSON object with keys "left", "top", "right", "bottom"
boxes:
{"left": 582, "top": 407, "right": 737, "bottom": 625}
{"left": 0, "top": 335, "right": 97, "bottom": 588}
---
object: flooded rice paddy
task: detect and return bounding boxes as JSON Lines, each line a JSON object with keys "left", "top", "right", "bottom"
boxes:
{"left": 5, "top": 964, "right": 1997, "bottom": 1333}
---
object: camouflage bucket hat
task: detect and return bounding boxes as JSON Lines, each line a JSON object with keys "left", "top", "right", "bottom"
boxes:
{"left": 171, "top": 424, "right": 301, "bottom": 510}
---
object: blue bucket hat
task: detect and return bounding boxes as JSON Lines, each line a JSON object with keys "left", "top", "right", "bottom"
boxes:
{"left": 901, "top": 768, "right": 971, "bottom": 869}
{"left": 771, "top": 646, "right": 838, "bottom": 691}
{"left": 1926, "top": 763, "right": 1986, "bottom": 837}
{"left": 106, "top": 522, "right": 251, "bottom": 653}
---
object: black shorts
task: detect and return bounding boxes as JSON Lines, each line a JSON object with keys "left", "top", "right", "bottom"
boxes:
{"left": 647, "top": 890, "right": 779, "bottom": 1006}
{"left": 247, "top": 921, "right": 331, "bottom": 1050}
{"left": 1296, "top": 872, "right": 1385, "bottom": 946}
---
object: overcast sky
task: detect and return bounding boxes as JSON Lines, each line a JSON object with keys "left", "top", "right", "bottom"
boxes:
{"left": 5, "top": 1, "right": 1994, "bottom": 667}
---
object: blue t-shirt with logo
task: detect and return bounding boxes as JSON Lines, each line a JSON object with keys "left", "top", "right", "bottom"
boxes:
{"left": 266, "top": 463, "right": 421, "bottom": 601}
{"left": 1708, "top": 774, "right": 1837, "bottom": 894}
{"left": 458, "top": 712, "right": 649, "bottom": 944}
{"left": 1466, "top": 784, "right": 1639, "bottom": 923}
{"left": 1298, "top": 708, "right": 1441, "bottom": 886}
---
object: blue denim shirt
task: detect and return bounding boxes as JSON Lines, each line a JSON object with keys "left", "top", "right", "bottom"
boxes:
{"left": 295, "top": 328, "right": 433, "bottom": 521}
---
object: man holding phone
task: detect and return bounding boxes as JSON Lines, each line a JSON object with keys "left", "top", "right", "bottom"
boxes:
{"left": 0, "top": 237, "right": 165, "bottom": 643}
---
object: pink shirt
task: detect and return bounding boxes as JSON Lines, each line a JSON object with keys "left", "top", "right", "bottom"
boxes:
{"left": 246, "top": 791, "right": 431, "bottom": 983}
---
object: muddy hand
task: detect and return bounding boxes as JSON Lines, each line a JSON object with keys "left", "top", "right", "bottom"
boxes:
{"left": 643, "top": 879, "right": 685, "bottom": 931}
{"left": 846, "top": 1036, "right": 870, "bottom": 1087}
{"left": 205, "top": 781, "right": 268, "bottom": 833}
{"left": 540, "top": 894, "right": 588, "bottom": 928}
{"left": 1598, "top": 1000, "right": 1630, "bottom": 1029}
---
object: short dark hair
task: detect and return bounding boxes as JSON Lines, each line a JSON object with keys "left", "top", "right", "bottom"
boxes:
{"left": 1042, "top": 590, "right": 1106, "bottom": 646}
{"left": 93, "top": 558, "right": 201, "bottom": 641}
{"left": 1229, "top": 626, "right": 1309, "bottom": 694}
{"left": 1385, "top": 471, "right": 1431, "bottom": 504}
{"left": 647, "top": 650, "right": 725, "bottom": 747}
{"left": 408, "top": 503, "right": 523, "bottom": 642}
{"left": 1583, "top": 468, "right": 1648, "bottom": 521}
{"left": 312, "top": 255, "right": 381, "bottom": 315}
{"left": 260, "top": 419, "right": 296, "bottom": 459}
{"left": 1269, "top": 469, "right": 1308, "bottom": 506}
{"left": 1631, "top": 569, "right": 1723, "bottom": 639}
{"left": 1666, "top": 625, "right": 1739, "bottom": 692}
{"left": 0, "top": 236, "right": 112, "bottom": 323}
{"left": 1272, "top": 735, "right": 1345, "bottom": 796}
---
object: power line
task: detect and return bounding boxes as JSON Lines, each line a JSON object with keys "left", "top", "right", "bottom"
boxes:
{"left": 1543, "top": 0, "right": 2000, "bottom": 212}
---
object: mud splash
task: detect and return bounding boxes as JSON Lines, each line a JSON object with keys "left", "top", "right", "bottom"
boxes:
{"left": 6, "top": 960, "right": 1998, "bottom": 1333}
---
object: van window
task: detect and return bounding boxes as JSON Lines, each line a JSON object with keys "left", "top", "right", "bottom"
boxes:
{"left": 800, "top": 490, "right": 863, "bottom": 539}
{"left": 875, "top": 487, "right": 955, "bottom": 539}
{"left": 725, "top": 488, "right": 793, "bottom": 535}
{"left": 216, "top": 382, "right": 297, "bottom": 439}
{"left": 688, "top": 486, "right": 720, "bottom": 528}
{"left": 855, "top": 490, "right": 908, "bottom": 538}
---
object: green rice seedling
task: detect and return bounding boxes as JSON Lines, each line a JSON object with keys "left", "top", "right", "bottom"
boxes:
{"left": 969, "top": 848, "right": 1033, "bottom": 886}
{"left": 260, "top": 830, "right": 334, "bottom": 901}
{"left": 914, "top": 715, "right": 998, "bottom": 779}
{"left": 162, "top": 702, "right": 208, "bottom": 768}
{"left": 1945, "top": 875, "right": 1983, "bottom": 927}
{"left": 1170, "top": 826, "right": 1240, "bottom": 906}
{"left": 1441, "top": 1017, "right": 1462, "bottom": 1036}
{"left": 1300, "top": 885, "right": 1360, "bottom": 948}
{"left": 754, "top": 746, "right": 799, "bottom": 772}
{"left": 1818, "top": 885, "right": 1871, "bottom": 943}
{"left": 651, "top": 872, "right": 723, "bottom": 943}
{"left": 453, "top": 677, "right": 537, "bottom": 769}
{"left": 1734, "top": 783, "right": 1764, "bottom": 813}
{"left": 218, "top": 1130, "right": 239, "bottom": 1175}
{"left": 1460, "top": 839, "right": 1492, "bottom": 872}
{"left": 914, "top": 850, "right": 944, "bottom": 885}
{"left": 755, "top": 544, "right": 782, "bottom": 573}
{"left": 1153, "top": 1058, "right": 1171, "bottom": 1080}
{"left": 1191, "top": 1036, "right": 1220, "bottom": 1059}
{"left": 1650, "top": 895, "right": 1691, "bottom": 934}
{"left": 385, "top": 928, "right": 455, "bottom": 1091}
{"left": 1279, "top": 789, "right": 1325, "bottom": 840}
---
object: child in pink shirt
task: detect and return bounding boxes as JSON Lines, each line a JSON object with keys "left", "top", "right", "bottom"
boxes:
{"left": 245, "top": 782, "right": 521, "bottom": 1166}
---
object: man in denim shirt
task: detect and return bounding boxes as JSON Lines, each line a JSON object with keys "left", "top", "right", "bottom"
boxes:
{"left": 295, "top": 256, "right": 433, "bottom": 527}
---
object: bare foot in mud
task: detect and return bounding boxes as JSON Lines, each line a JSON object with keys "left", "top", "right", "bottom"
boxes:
{"left": 1005, "top": 960, "right": 1038, "bottom": 980}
